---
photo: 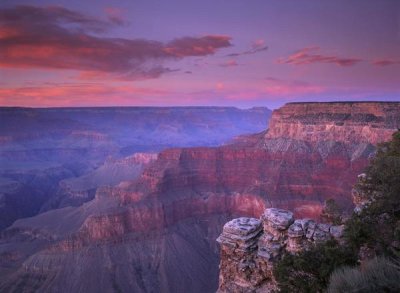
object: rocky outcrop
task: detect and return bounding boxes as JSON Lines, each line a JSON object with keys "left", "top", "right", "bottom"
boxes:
{"left": 217, "top": 208, "right": 345, "bottom": 292}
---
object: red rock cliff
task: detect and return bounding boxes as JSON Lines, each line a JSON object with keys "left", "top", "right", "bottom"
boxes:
{"left": 118, "top": 102, "right": 400, "bottom": 219}
{"left": 266, "top": 102, "right": 399, "bottom": 144}
{"left": 1, "top": 102, "right": 399, "bottom": 293}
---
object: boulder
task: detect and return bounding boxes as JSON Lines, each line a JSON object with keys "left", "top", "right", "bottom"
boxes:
{"left": 217, "top": 217, "right": 262, "bottom": 251}
{"left": 262, "top": 208, "right": 294, "bottom": 231}
{"left": 288, "top": 220, "right": 305, "bottom": 238}
{"left": 312, "top": 224, "right": 332, "bottom": 243}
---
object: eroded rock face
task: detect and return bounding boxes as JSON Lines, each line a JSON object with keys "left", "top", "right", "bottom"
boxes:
{"left": 0, "top": 102, "right": 399, "bottom": 293}
{"left": 265, "top": 102, "right": 400, "bottom": 145}
{"left": 122, "top": 102, "right": 400, "bottom": 220}
{"left": 0, "top": 106, "right": 271, "bottom": 231}
{"left": 217, "top": 208, "right": 345, "bottom": 292}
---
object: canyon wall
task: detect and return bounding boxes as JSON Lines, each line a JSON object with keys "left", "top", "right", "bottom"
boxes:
{"left": 122, "top": 102, "right": 400, "bottom": 218}
{"left": 0, "top": 106, "right": 270, "bottom": 230}
{"left": 0, "top": 102, "right": 399, "bottom": 293}
{"left": 266, "top": 102, "right": 399, "bottom": 144}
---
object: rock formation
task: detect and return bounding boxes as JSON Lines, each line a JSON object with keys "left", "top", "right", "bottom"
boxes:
{"left": 217, "top": 208, "right": 345, "bottom": 292}
{"left": 0, "top": 102, "right": 399, "bottom": 292}
{"left": 265, "top": 102, "right": 399, "bottom": 145}
{"left": 122, "top": 102, "right": 400, "bottom": 219}
{"left": 0, "top": 106, "right": 270, "bottom": 230}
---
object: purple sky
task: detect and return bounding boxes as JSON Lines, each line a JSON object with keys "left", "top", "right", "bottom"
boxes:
{"left": 0, "top": 0, "right": 399, "bottom": 108}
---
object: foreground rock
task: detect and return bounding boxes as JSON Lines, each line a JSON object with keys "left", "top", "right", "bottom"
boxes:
{"left": 217, "top": 208, "right": 345, "bottom": 292}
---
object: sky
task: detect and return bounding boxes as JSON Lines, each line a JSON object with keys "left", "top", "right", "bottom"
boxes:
{"left": 0, "top": 0, "right": 399, "bottom": 109}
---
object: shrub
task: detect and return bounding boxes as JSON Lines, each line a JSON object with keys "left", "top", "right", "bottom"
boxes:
{"left": 274, "top": 131, "right": 400, "bottom": 292}
{"left": 327, "top": 257, "right": 400, "bottom": 293}
{"left": 344, "top": 131, "right": 400, "bottom": 257}
{"left": 321, "top": 198, "right": 343, "bottom": 225}
{"left": 274, "top": 240, "right": 357, "bottom": 293}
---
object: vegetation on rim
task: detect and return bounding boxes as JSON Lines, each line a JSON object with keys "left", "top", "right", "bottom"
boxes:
{"left": 274, "top": 131, "right": 400, "bottom": 292}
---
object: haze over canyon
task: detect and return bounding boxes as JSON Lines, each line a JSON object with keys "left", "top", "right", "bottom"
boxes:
{"left": 0, "top": 102, "right": 399, "bottom": 292}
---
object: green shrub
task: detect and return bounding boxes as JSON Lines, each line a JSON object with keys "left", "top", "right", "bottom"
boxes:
{"left": 344, "top": 131, "right": 400, "bottom": 257}
{"left": 327, "top": 257, "right": 400, "bottom": 293}
{"left": 321, "top": 198, "right": 343, "bottom": 225}
{"left": 274, "top": 240, "right": 357, "bottom": 293}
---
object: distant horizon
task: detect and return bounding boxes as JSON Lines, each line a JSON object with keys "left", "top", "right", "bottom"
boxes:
{"left": 1, "top": 99, "right": 400, "bottom": 111}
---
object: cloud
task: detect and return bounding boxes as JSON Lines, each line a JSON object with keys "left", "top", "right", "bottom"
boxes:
{"left": 0, "top": 5, "right": 232, "bottom": 80}
{"left": 371, "top": 59, "right": 400, "bottom": 66}
{"left": 277, "top": 47, "right": 363, "bottom": 67}
{"left": 263, "top": 77, "right": 324, "bottom": 96}
{"left": 104, "top": 7, "right": 125, "bottom": 25}
{"left": 163, "top": 35, "right": 232, "bottom": 57}
{"left": 252, "top": 39, "right": 266, "bottom": 50}
{"left": 219, "top": 60, "right": 238, "bottom": 67}
{"left": 0, "top": 83, "right": 168, "bottom": 107}
{"left": 0, "top": 5, "right": 114, "bottom": 34}
{"left": 226, "top": 39, "right": 268, "bottom": 57}
{"left": 216, "top": 82, "right": 224, "bottom": 90}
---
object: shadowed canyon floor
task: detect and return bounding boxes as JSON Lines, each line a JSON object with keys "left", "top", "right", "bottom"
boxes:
{"left": 1, "top": 102, "right": 400, "bottom": 292}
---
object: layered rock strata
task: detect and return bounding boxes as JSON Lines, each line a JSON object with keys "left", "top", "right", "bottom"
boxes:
{"left": 1, "top": 102, "right": 399, "bottom": 292}
{"left": 217, "top": 208, "right": 344, "bottom": 292}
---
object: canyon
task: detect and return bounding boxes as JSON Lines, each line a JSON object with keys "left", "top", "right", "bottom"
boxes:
{"left": 0, "top": 106, "right": 270, "bottom": 230}
{"left": 0, "top": 102, "right": 399, "bottom": 292}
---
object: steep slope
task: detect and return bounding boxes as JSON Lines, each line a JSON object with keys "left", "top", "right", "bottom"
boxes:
{"left": 0, "top": 102, "right": 399, "bottom": 293}
{"left": 0, "top": 107, "right": 270, "bottom": 230}
{"left": 124, "top": 102, "right": 400, "bottom": 217}
{"left": 41, "top": 153, "right": 157, "bottom": 211}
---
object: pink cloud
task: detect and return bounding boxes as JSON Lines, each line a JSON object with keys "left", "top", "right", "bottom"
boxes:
{"left": 226, "top": 39, "right": 268, "bottom": 57}
{"left": 278, "top": 47, "right": 363, "bottom": 67}
{"left": 216, "top": 82, "right": 225, "bottom": 90}
{"left": 198, "top": 78, "right": 325, "bottom": 102}
{"left": 263, "top": 77, "right": 324, "bottom": 95}
{"left": 163, "top": 35, "right": 232, "bottom": 57}
{"left": 252, "top": 39, "right": 266, "bottom": 50}
{"left": 0, "top": 6, "right": 232, "bottom": 80}
{"left": 0, "top": 83, "right": 169, "bottom": 107}
{"left": 104, "top": 7, "right": 125, "bottom": 25}
{"left": 219, "top": 60, "right": 238, "bottom": 67}
{"left": 371, "top": 59, "right": 400, "bottom": 66}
